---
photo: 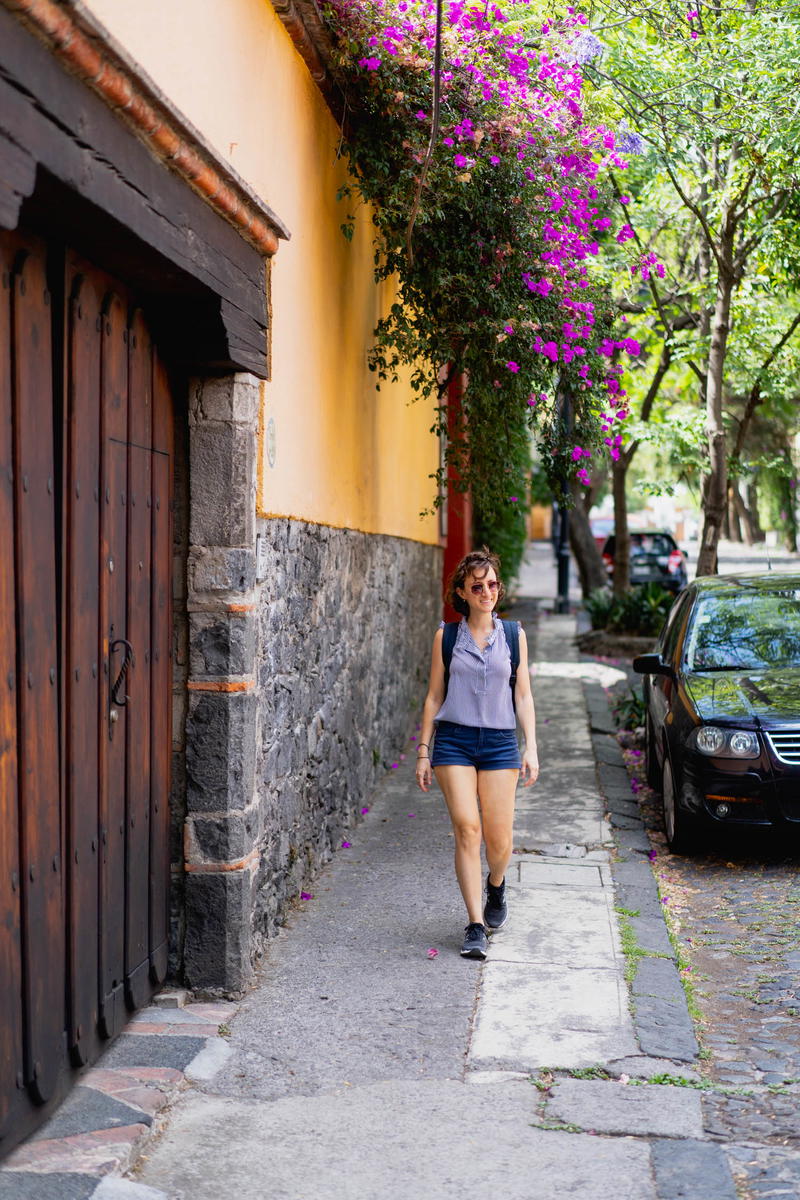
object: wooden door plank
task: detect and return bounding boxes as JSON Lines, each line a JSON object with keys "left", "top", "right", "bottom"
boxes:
{"left": 124, "top": 310, "right": 152, "bottom": 1010}
{"left": 63, "top": 257, "right": 103, "bottom": 1066}
{"left": 98, "top": 289, "right": 128, "bottom": 1040}
{"left": 0, "top": 233, "right": 24, "bottom": 1135}
{"left": 148, "top": 349, "right": 172, "bottom": 981}
{"left": 11, "top": 236, "right": 64, "bottom": 1105}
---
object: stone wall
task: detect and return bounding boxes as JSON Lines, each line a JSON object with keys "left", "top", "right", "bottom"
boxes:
{"left": 251, "top": 521, "right": 440, "bottom": 941}
{"left": 180, "top": 373, "right": 441, "bottom": 995}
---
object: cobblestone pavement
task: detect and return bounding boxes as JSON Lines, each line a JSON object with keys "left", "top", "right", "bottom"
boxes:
{"left": 611, "top": 689, "right": 800, "bottom": 1200}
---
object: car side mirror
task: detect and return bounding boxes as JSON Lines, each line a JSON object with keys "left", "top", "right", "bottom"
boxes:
{"left": 632, "top": 653, "right": 673, "bottom": 677}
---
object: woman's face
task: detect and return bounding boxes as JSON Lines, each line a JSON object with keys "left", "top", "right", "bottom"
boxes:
{"left": 458, "top": 566, "right": 499, "bottom": 616}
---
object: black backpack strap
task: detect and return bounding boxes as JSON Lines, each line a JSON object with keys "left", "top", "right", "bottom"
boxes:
{"left": 502, "top": 619, "right": 520, "bottom": 709}
{"left": 441, "top": 621, "right": 459, "bottom": 697}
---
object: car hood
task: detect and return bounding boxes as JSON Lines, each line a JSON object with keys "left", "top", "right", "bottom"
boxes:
{"left": 685, "top": 667, "right": 800, "bottom": 724}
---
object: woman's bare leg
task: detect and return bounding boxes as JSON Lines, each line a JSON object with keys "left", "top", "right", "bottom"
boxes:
{"left": 478, "top": 768, "right": 518, "bottom": 886}
{"left": 434, "top": 764, "right": 483, "bottom": 923}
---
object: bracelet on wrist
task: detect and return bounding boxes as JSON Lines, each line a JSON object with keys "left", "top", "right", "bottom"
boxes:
{"left": 416, "top": 754, "right": 430, "bottom": 761}
{"left": 417, "top": 742, "right": 430, "bottom": 749}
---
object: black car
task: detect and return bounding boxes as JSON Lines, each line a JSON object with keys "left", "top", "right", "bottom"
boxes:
{"left": 602, "top": 530, "right": 688, "bottom": 593}
{"left": 634, "top": 573, "right": 800, "bottom": 854}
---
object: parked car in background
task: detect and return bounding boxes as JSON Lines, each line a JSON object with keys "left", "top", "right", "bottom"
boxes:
{"left": 590, "top": 515, "right": 615, "bottom": 549}
{"left": 633, "top": 573, "right": 800, "bottom": 854}
{"left": 602, "top": 530, "right": 688, "bottom": 592}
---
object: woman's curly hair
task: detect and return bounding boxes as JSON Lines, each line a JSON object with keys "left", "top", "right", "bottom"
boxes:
{"left": 445, "top": 546, "right": 505, "bottom": 617}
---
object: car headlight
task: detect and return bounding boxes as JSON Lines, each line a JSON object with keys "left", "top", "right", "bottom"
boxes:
{"left": 692, "top": 726, "right": 759, "bottom": 759}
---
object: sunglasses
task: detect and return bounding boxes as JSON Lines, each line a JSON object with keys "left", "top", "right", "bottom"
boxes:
{"left": 469, "top": 580, "right": 499, "bottom": 595}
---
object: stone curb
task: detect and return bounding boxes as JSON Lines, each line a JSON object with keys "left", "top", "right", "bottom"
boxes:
{"left": 0, "top": 1002, "right": 236, "bottom": 1199}
{"left": 581, "top": 678, "right": 699, "bottom": 1066}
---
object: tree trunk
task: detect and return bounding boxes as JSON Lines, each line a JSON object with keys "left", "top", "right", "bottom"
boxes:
{"left": 696, "top": 251, "right": 735, "bottom": 577}
{"left": 731, "top": 483, "right": 755, "bottom": 546}
{"left": 746, "top": 481, "right": 765, "bottom": 541}
{"left": 611, "top": 455, "right": 630, "bottom": 598}
{"left": 726, "top": 485, "right": 742, "bottom": 542}
{"left": 568, "top": 477, "right": 608, "bottom": 597}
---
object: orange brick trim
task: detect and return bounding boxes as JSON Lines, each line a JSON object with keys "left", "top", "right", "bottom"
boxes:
{"left": 226, "top": 603, "right": 255, "bottom": 613}
{"left": 184, "top": 848, "right": 260, "bottom": 874}
{"left": 271, "top": 0, "right": 344, "bottom": 122}
{"left": 187, "top": 679, "right": 255, "bottom": 693}
{"left": 5, "top": 0, "right": 290, "bottom": 256}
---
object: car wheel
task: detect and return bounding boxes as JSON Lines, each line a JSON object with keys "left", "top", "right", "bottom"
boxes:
{"left": 645, "top": 713, "right": 660, "bottom": 790}
{"left": 662, "top": 756, "right": 704, "bottom": 856}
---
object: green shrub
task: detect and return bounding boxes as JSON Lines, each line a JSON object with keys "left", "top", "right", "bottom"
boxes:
{"left": 584, "top": 587, "right": 616, "bottom": 630}
{"left": 585, "top": 582, "right": 674, "bottom": 637}
{"left": 612, "top": 687, "right": 646, "bottom": 730}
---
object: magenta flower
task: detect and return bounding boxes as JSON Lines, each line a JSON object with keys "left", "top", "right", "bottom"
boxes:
{"left": 391, "top": 762, "right": 399, "bottom": 769}
{"left": 427, "top": 948, "right": 439, "bottom": 959}
{"left": 300, "top": 891, "right": 313, "bottom": 901}
{"left": 341, "top": 840, "right": 352, "bottom": 849}
{"left": 453, "top": 153, "right": 470, "bottom": 168}
{"left": 358, "top": 56, "right": 381, "bottom": 71}
{"left": 360, "top": 806, "right": 370, "bottom": 815}
{"left": 506, "top": 361, "right": 520, "bottom": 372}
{"left": 415, "top": 110, "right": 427, "bottom": 120}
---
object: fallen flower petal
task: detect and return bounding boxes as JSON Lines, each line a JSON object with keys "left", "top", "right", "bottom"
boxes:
{"left": 361, "top": 806, "right": 370, "bottom": 815}
{"left": 341, "top": 840, "right": 352, "bottom": 849}
{"left": 300, "top": 891, "right": 313, "bottom": 901}
{"left": 427, "top": 948, "right": 439, "bottom": 959}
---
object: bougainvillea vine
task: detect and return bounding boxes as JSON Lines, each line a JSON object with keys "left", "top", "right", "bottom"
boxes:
{"left": 322, "top": 0, "right": 651, "bottom": 513}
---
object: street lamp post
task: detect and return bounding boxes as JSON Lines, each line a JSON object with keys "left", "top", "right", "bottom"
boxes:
{"left": 556, "top": 389, "right": 571, "bottom": 613}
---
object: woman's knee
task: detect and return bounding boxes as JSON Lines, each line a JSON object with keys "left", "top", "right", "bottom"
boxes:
{"left": 484, "top": 829, "right": 513, "bottom": 861}
{"left": 453, "top": 821, "right": 482, "bottom": 851}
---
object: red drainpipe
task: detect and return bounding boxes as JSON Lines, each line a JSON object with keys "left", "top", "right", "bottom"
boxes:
{"left": 442, "top": 372, "right": 472, "bottom": 622}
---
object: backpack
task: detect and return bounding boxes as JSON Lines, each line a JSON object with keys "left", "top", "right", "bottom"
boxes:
{"left": 441, "top": 619, "right": 520, "bottom": 711}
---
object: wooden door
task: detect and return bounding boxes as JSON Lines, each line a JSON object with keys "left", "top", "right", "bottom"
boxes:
{"left": 0, "top": 231, "right": 173, "bottom": 1155}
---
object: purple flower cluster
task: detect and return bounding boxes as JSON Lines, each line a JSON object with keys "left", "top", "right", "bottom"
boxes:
{"left": 327, "top": 0, "right": 646, "bottom": 480}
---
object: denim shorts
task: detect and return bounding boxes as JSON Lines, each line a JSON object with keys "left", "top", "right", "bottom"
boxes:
{"left": 431, "top": 722, "right": 521, "bottom": 771}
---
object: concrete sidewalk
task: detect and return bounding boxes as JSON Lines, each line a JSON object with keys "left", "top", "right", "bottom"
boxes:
{"left": 113, "top": 600, "right": 732, "bottom": 1200}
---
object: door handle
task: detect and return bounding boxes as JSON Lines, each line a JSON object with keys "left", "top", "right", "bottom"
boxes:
{"left": 109, "top": 636, "right": 135, "bottom": 737}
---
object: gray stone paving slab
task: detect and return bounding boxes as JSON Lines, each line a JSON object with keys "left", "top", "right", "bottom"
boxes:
{"left": 469, "top": 961, "right": 638, "bottom": 1071}
{"left": 92, "top": 1181, "right": 169, "bottom": 1200}
{"left": 517, "top": 859, "right": 606, "bottom": 888}
{"left": 30, "top": 1086, "right": 152, "bottom": 1141}
{"left": 546, "top": 1077, "right": 704, "bottom": 1138}
{"left": 95, "top": 1035, "right": 208, "bottom": 1072}
{"left": 631, "top": 916, "right": 676, "bottom": 957}
{"left": 651, "top": 1138, "right": 738, "bottom": 1200}
{"left": 616, "top": 828, "right": 654, "bottom": 855}
{"left": 615, "top": 884, "right": 667, "bottom": 918}
{"left": 513, "top": 812, "right": 609, "bottom": 846}
{"left": 0, "top": 1175, "right": 98, "bottom": 1200}
{"left": 633, "top": 957, "right": 686, "bottom": 1004}
{"left": 488, "top": 886, "right": 622, "bottom": 968}
{"left": 634, "top": 996, "right": 700, "bottom": 1063}
{"left": 137, "top": 1083, "right": 657, "bottom": 1200}
{"left": 614, "top": 860, "right": 660, "bottom": 891}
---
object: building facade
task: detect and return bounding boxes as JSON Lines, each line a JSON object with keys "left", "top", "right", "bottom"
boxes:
{"left": 0, "top": 0, "right": 447, "bottom": 1154}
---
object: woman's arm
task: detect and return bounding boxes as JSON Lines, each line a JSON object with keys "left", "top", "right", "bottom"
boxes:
{"left": 415, "top": 627, "right": 445, "bottom": 792}
{"left": 514, "top": 627, "right": 539, "bottom": 786}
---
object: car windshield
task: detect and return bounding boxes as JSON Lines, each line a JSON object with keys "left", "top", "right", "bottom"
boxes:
{"left": 631, "top": 534, "right": 674, "bottom": 557}
{"left": 685, "top": 589, "right": 800, "bottom": 671}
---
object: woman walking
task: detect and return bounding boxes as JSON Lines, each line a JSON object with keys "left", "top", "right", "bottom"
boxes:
{"left": 416, "top": 548, "right": 539, "bottom": 959}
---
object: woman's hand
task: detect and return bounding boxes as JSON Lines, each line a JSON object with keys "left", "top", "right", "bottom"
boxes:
{"left": 415, "top": 756, "right": 432, "bottom": 792}
{"left": 520, "top": 749, "right": 539, "bottom": 787}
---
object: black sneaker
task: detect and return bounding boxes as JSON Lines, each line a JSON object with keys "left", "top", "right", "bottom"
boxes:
{"left": 460, "top": 922, "right": 488, "bottom": 959}
{"left": 484, "top": 875, "right": 508, "bottom": 931}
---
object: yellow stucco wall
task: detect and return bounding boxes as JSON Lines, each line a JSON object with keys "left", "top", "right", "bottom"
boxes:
{"left": 83, "top": 0, "right": 439, "bottom": 544}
